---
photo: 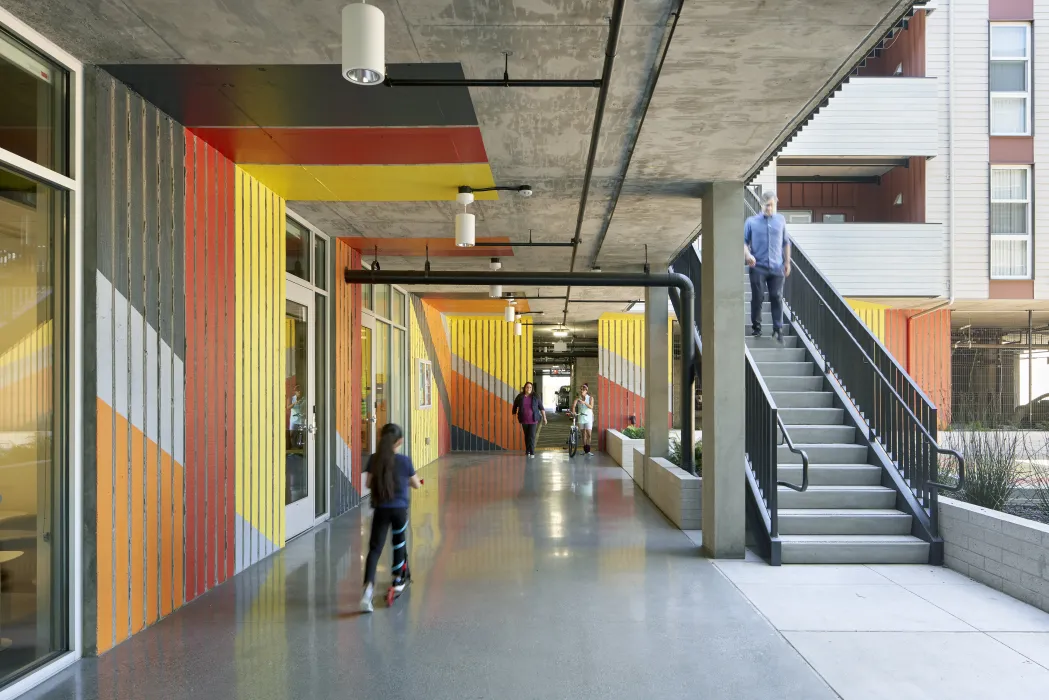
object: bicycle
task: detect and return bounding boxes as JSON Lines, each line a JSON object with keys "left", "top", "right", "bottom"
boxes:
{"left": 566, "top": 413, "right": 579, "bottom": 458}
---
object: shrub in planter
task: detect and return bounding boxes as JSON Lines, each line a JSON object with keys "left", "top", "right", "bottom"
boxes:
{"left": 955, "top": 429, "right": 1021, "bottom": 511}
{"left": 667, "top": 438, "right": 702, "bottom": 476}
{"left": 622, "top": 426, "right": 645, "bottom": 440}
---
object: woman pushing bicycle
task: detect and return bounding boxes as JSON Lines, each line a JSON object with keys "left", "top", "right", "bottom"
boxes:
{"left": 569, "top": 384, "right": 594, "bottom": 457}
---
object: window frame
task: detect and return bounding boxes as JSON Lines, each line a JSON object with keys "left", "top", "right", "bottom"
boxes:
{"left": 417, "top": 359, "right": 433, "bottom": 410}
{"left": 989, "top": 164, "right": 1033, "bottom": 280}
{"left": 989, "top": 22, "right": 1032, "bottom": 137}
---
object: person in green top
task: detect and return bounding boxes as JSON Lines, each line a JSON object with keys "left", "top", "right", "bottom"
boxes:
{"left": 570, "top": 383, "right": 595, "bottom": 457}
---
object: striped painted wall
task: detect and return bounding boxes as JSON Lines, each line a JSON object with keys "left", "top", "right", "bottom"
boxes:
{"left": 846, "top": 299, "right": 952, "bottom": 427}
{"left": 333, "top": 241, "right": 363, "bottom": 516}
{"left": 233, "top": 166, "right": 286, "bottom": 570}
{"left": 409, "top": 296, "right": 451, "bottom": 467}
{"left": 89, "top": 70, "right": 289, "bottom": 654}
{"left": 447, "top": 316, "right": 532, "bottom": 451}
{"left": 92, "top": 73, "right": 187, "bottom": 653}
{"left": 597, "top": 314, "right": 645, "bottom": 450}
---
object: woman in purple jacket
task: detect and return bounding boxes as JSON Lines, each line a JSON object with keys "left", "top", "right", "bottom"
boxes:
{"left": 511, "top": 381, "right": 547, "bottom": 458}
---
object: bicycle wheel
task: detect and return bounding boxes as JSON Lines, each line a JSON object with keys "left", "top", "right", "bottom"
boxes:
{"left": 568, "top": 430, "right": 578, "bottom": 458}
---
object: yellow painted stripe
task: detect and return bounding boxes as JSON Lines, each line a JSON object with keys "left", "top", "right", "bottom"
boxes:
{"left": 238, "top": 163, "right": 499, "bottom": 202}
{"left": 846, "top": 299, "right": 889, "bottom": 344}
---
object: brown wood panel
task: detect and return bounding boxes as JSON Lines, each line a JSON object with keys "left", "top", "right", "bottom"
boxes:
{"left": 990, "top": 0, "right": 1034, "bottom": 21}
{"left": 990, "top": 137, "right": 1034, "bottom": 164}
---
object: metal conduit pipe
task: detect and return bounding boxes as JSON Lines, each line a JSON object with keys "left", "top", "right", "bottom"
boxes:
{"left": 561, "top": 0, "right": 627, "bottom": 325}
{"left": 344, "top": 268, "right": 697, "bottom": 475}
{"left": 384, "top": 78, "right": 602, "bottom": 88}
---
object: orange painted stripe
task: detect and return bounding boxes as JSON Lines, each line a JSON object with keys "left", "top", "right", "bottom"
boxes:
{"left": 146, "top": 439, "right": 159, "bottom": 625}
{"left": 173, "top": 459, "right": 184, "bottom": 608}
{"left": 96, "top": 398, "right": 114, "bottom": 653}
{"left": 113, "top": 410, "right": 130, "bottom": 645}
{"left": 160, "top": 450, "right": 173, "bottom": 617}
{"left": 130, "top": 427, "right": 145, "bottom": 634}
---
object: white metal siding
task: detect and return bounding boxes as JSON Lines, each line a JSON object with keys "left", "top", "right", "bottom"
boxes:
{"left": 926, "top": 0, "right": 991, "bottom": 300}
{"left": 790, "top": 223, "right": 948, "bottom": 297}
{"left": 780, "top": 78, "right": 939, "bottom": 158}
{"left": 751, "top": 159, "right": 777, "bottom": 197}
{"left": 1035, "top": 5, "right": 1049, "bottom": 299}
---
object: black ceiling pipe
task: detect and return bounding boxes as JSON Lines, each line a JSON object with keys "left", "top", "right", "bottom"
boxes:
{"left": 588, "top": 1, "right": 682, "bottom": 272}
{"left": 472, "top": 241, "right": 576, "bottom": 248}
{"left": 384, "top": 77, "right": 601, "bottom": 88}
{"left": 344, "top": 267, "right": 696, "bottom": 475}
{"left": 562, "top": 0, "right": 627, "bottom": 326}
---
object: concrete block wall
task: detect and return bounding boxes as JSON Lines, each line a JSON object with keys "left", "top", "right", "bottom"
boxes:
{"left": 644, "top": 457, "right": 702, "bottom": 530}
{"left": 605, "top": 430, "right": 644, "bottom": 477}
{"left": 631, "top": 446, "right": 645, "bottom": 491}
{"left": 939, "top": 498, "right": 1049, "bottom": 615}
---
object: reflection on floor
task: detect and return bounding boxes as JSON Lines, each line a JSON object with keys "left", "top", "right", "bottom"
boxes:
{"left": 23, "top": 452, "right": 838, "bottom": 699}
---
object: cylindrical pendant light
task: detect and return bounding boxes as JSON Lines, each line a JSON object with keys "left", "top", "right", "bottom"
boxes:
{"left": 342, "top": 4, "right": 386, "bottom": 85}
{"left": 504, "top": 304, "right": 515, "bottom": 323}
{"left": 515, "top": 320, "right": 523, "bottom": 336}
{"left": 489, "top": 284, "right": 502, "bottom": 298}
{"left": 455, "top": 212, "right": 475, "bottom": 247}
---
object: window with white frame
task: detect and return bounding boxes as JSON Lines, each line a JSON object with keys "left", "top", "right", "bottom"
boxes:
{"left": 990, "top": 23, "right": 1031, "bottom": 136}
{"left": 990, "top": 166, "right": 1032, "bottom": 279}
{"left": 417, "top": 359, "right": 433, "bottom": 409}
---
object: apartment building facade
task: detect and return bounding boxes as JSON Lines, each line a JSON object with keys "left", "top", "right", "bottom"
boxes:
{"left": 758, "top": 0, "right": 1049, "bottom": 426}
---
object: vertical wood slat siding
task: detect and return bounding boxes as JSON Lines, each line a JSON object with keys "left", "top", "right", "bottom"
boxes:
{"left": 92, "top": 71, "right": 186, "bottom": 654}
{"left": 333, "top": 242, "right": 362, "bottom": 516}
{"left": 184, "top": 133, "right": 237, "bottom": 597}
{"left": 233, "top": 166, "right": 287, "bottom": 570}
{"left": 446, "top": 317, "right": 532, "bottom": 451}
{"left": 597, "top": 314, "right": 647, "bottom": 450}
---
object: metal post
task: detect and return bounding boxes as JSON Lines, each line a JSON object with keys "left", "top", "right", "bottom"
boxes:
{"left": 680, "top": 286, "right": 695, "bottom": 474}
{"left": 1030, "top": 309, "right": 1034, "bottom": 424}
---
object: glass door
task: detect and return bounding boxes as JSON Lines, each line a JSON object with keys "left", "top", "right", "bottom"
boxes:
{"left": 285, "top": 284, "right": 316, "bottom": 539}
{"left": 360, "top": 314, "right": 376, "bottom": 498}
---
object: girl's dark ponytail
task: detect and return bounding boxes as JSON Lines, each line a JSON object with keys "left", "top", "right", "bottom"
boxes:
{"left": 368, "top": 423, "right": 404, "bottom": 505}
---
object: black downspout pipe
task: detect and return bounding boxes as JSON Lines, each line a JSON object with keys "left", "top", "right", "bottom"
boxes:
{"left": 562, "top": 0, "right": 626, "bottom": 325}
{"left": 384, "top": 78, "right": 602, "bottom": 88}
{"left": 344, "top": 268, "right": 697, "bottom": 475}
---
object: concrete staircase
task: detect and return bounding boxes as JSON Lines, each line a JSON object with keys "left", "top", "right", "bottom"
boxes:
{"left": 745, "top": 278, "right": 929, "bottom": 565}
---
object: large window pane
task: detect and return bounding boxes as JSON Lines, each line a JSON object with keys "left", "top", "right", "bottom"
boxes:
{"left": 374, "top": 284, "right": 390, "bottom": 320}
{"left": 313, "top": 236, "right": 327, "bottom": 291}
{"left": 991, "top": 25, "right": 1028, "bottom": 57}
{"left": 991, "top": 238, "right": 1029, "bottom": 278}
{"left": 285, "top": 219, "right": 309, "bottom": 281}
{"left": 392, "top": 289, "right": 405, "bottom": 326}
{"left": 991, "top": 203, "right": 1028, "bottom": 235}
{"left": 285, "top": 300, "right": 309, "bottom": 507}
{"left": 991, "top": 97, "right": 1027, "bottom": 134}
{"left": 991, "top": 168, "right": 1027, "bottom": 200}
{"left": 392, "top": 328, "right": 405, "bottom": 428}
{"left": 314, "top": 294, "right": 327, "bottom": 518}
{"left": 375, "top": 323, "right": 390, "bottom": 429}
{"left": 0, "top": 166, "right": 68, "bottom": 680}
{"left": 0, "top": 30, "right": 67, "bottom": 175}
{"left": 990, "top": 61, "right": 1027, "bottom": 92}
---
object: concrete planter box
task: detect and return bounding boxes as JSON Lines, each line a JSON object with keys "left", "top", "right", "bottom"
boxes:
{"left": 606, "top": 429, "right": 645, "bottom": 475}
{"left": 645, "top": 457, "right": 702, "bottom": 530}
{"left": 631, "top": 446, "right": 645, "bottom": 490}
{"left": 939, "top": 497, "right": 1049, "bottom": 615}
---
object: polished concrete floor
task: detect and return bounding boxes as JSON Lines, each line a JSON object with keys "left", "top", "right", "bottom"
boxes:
{"left": 24, "top": 452, "right": 840, "bottom": 699}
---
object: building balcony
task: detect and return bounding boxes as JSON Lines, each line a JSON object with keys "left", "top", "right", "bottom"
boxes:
{"left": 789, "top": 222, "right": 947, "bottom": 298}
{"left": 781, "top": 77, "right": 939, "bottom": 159}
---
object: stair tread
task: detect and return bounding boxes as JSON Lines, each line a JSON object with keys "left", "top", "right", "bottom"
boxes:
{"left": 778, "top": 485, "right": 891, "bottom": 492}
{"left": 779, "top": 508, "right": 910, "bottom": 517}
{"left": 778, "top": 534, "right": 926, "bottom": 544}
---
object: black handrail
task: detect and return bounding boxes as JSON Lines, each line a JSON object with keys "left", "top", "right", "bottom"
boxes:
{"left": 784, "top": 249, "right": 964, "bottom": 528}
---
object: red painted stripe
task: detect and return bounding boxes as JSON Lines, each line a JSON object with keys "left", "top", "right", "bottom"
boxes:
{"left": 183, "top": 131, "right": 197, "bottom": 602}
{"left": 188, "top": 126, "right": 489, "bottom": 166}
{"left": 194, "top": 136, "right": 208, "bottom": 599}
{"left": 224, "top": 155, "right": 236, "bottom": 581}
{"left": 207, "top": 143, "right": 220, "bottom": 591}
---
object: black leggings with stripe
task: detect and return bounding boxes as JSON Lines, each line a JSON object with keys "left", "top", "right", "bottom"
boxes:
{"left": 363, "top": 507, "right": 409, "bottom": 586}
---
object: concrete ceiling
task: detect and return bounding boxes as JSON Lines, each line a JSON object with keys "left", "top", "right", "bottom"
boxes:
{"left": 8, "top": 0, "right": 915, "bottom": 322}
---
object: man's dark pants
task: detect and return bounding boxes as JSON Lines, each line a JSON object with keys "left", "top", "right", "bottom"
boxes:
{"left": 749, "top": 265, "right": 784, "bottom": 334}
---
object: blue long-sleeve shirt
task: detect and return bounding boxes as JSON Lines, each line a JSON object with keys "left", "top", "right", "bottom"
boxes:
{"left": 744, "top": 213, "right": 791, "bottom": 275}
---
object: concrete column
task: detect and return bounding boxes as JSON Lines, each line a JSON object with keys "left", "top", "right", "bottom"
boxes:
{"left": 700, "top": 181, "right": 746, "bottom": 559}
{"left": 644, "top": 287, "right": 670, "bottom": 459}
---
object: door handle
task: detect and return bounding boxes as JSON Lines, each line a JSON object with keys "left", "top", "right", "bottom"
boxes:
{"left": 307, "top": 424, "right": 317, "bottom": 434}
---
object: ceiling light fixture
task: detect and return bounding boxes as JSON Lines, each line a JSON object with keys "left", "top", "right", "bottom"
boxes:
{"left": 489, "top": 285, "right": 502, "bottom": 298}
{"left": 515, "top": 317, "right": 523, "bottom": 336}
{"left": 342, "top": 3, "right": 386, "bottom": 86}
{"left": 456, "top": 190, "right": 476, "bottom": 247}
{"left": 553, "top": 326, "right": 569, "bottom": 338}
{"left": 504, "top": 304, "right": 516, "bottom": 323}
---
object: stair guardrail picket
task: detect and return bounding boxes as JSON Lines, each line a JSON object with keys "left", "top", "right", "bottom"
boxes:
{"left": 785, "top": 245, "right": 965, "bottom": 533}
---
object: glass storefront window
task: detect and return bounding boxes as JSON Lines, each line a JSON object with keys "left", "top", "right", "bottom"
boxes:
{"left": 0, "top": 165, "right": 69, "bottom": 682}
{"left": 374, "top": 284, "right": 390, "bottom": 320}
{"left": 285, "top": 219, "right": 309, "bottom": 281}
{"left": 313, "top": 236, "right": 326, "bottom": 291}
{"left": 314, "top": 294, "right": 327, "bottom": 518}
{"left": 375, "top": 323, "right": 390, "bottom": 429}
{"left": 392, "top": 328, "right": 405, "bottom": 428}
{"left": 363, "top": 284, "right": 373, "bottom": 311}
{"left": 0, "top": 30, "right": 68, "bottom": 175}
{"left": 392, "top": 289, "right": 405, "bottom": 326}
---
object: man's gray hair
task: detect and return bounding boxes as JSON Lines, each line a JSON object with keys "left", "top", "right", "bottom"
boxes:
{"left": 760, "top": 190, "right": 778, "bottom": 204}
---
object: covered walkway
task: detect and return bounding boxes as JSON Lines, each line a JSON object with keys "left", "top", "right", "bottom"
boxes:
{"left": 21, "top": 452, "right": 1049, "bottom": 699}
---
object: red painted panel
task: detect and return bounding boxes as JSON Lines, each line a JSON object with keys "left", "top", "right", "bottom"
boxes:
{"left": 206, "top": 141, "right": 218, "bottom": 592}
{"left": 224, "top": 155, "right": 236, "bottom": 581}
{"left": 193, "top": 136, "right": 208, "bottom": 600}
{"left": 183, "top": 132, "right": 198, "bottom": 603}
{"left": 188, "top": 126, "right": 489, "bottom": 166}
